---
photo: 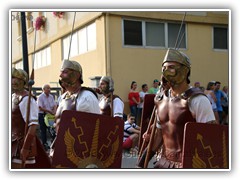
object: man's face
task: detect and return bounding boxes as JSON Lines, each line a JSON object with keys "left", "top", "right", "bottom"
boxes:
{"left": 153, "top": 81, "right": 159, "bottom": 88}
{"left": 99, "top": 80, "right": 109, "bottom": 95}
{"left": 128, "top": 116, "right": 135, "bottom": 124}
{"left": 215, "top": 83, "right": 221, "bottom": 90}
{"left": 59, "top": 68, "right": 79, "bottom": 87}
{"left": 12, "top": 77, "right": 25, "bottom": 93}
{"left": 143, "top": 85, "right": 148, "bottom": 92}
{"left": 43, "top": 85, "right": 51, "bottom": 95}
{"left": 162, "top": 61, "right": 189, "bottom": 86}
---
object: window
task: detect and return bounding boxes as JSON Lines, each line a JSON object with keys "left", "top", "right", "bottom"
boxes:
{"left": 62, "top": 22, "right": 96, "bottom": 59}
{"left": 34, "top": 46, "right": 51, "bottom": 69}
{"left": 146, "top": 22, "right": 165, "bottom": 47}
{"left": 168, "top": 23, "right": 186, "bottom": 49}
{"left": 14, "top": 60, "right": 23, "bottom": 69}
{"left": 123, "top": 19, "right": 186, "bottom": 49}
{"left": 123, "top": 20, "right": 142, "bottom": 46}
{"left": 87, "top": 23, "right": 96, "bottom": 51}
{"left": 213, "top": 26, "right": 228, "bottom": 50}
{"left": 78, "top": 28, "right": 87, "bottom": 54}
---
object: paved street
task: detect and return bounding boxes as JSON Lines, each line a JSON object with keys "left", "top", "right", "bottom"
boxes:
{"left": 121, "top": 150, "right": 155, "bottom": 168}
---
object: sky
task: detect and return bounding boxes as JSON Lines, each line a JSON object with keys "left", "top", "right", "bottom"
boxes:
{"left": 2, "top": 0, "right": 239, "bottom": 179}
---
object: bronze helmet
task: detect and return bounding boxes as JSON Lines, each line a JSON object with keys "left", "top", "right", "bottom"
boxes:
{"left": 12, "top": 67, "right": 28, "bottom": 88}
{"left": 162, "top": 49, "right": 191, "bottom": 85}
{"left": 61, "top": 59, "right": 83, "bottom": 84}
{"left": 162, "top": 48, "right": 191, "bottom": 69}
{"left": 100, "top": 76, "right": 114, "bottom": 92}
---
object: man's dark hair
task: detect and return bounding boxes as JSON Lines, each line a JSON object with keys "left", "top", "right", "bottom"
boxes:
{"left": 142, "top": 84, "right": 147, "bottom": 89}
{"left": 215, "top": 81, "right": 221, "bottom": 85}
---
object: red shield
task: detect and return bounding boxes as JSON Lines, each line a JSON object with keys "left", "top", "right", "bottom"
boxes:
{"left": 52, "top": 111, "right": 124, "bottom": 168}
{"left": 182, "top": 122, "right": 229, "bottom": 169}
{"left": 138, "top": 94, "right": 155, "bottom": 150}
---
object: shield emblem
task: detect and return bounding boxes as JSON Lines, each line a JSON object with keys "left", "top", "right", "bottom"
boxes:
{"left": 182, "top": 122, "right": 229, "bottom": 169}
{"left": 52, "top": 110, "right": 124, "bottom": 168}
{"left": 138, "top": 94, "right": 155, "bottom": 151}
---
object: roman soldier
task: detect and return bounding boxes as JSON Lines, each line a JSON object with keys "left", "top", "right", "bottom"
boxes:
{"left": 98, "top": 76, "right": 124, "bottom": 118}
{"left": 137, "top": 48, "right": 216, "bottom": 168}
{"left": 11, "top": 68, "right": 38, "bottom": 168}
{"left": 54, "top": 60, "right": 100, "bottom": 132}
{"left": 50, "top": 60, "right": 100, "bottom": 158}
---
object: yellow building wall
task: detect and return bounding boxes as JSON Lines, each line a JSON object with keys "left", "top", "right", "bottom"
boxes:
{"left": 106, "top": 13, "right": 229, "bottom": 114}
{"left": 11, "top": 11, "right": 229, "bottom": 115}
{"left": 34, "top": 15, "right": 106, "bottom": 88}
{"left": 187, "top": 23, "right": 228, "bottom": 88}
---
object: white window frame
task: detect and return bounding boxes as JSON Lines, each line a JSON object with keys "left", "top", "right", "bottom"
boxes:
{"left": 122, "top": 18, "right": 187, "bottom": 49}
{"left": 212, "top": 25, "right": 228, "bottom": 51}
{"left": 62, "top": 22, "right": 96, "bottom": 59}
{"left": 33, "top": 46, "right": 51, "bottom": 69}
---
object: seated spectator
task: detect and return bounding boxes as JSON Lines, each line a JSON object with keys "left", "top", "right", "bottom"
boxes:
{"left": 123, "top": 113, "right": 141, "bottom": 153}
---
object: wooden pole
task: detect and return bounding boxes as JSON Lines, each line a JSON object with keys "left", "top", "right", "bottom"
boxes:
{"left": 144, "top": 114, "right": 157, "bottom": 168}
{"left": 138, "top": 106, "right": 156, "bottom": 159}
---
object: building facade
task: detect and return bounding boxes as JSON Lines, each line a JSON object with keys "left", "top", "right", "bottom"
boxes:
{"left": 11, "top": 10, "right": 229, "bottom": 114}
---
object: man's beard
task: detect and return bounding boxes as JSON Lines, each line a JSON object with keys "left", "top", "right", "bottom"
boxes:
{"left": 12, "top": 82, "right": 24, "bottom": 93}
{"left": 101, "top": 87, "right": 110, "bottom": 95}
{"left": 59, "top": 77, "right": 78, "bottom": 88}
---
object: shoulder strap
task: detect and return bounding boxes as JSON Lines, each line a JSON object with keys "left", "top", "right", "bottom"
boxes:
{"left": 112, "top": 94, "right": 122, "bottom": 101}
{"left": 181, "top": 87, "right": 206, "bottom": 100}
{"left": 81, "top": 86, "right": 98, "bottom": 99}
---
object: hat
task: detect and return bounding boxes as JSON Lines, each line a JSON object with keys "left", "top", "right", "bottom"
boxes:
{"left": 61, "top": 60, "right": 83, "bottom": 84}
{"left": 61, "top": 59, "right": 82, "bottom": 73}
{"left": 162, "top": 48, "right": 191, "bottom": 68}
{"left": 153, "top": 79, "right": 159, "bottom": 83}
{"left": 12, "top": 67, "right": 28, "bottom": 88}
{"left": 100, "top": 76, "right": 114, "bottom": 92}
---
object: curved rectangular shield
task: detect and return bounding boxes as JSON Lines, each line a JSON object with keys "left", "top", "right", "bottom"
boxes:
{"left": 182, "top": 122, "right": 229, "bottom": 169}
{"left": 52, "top": 110, "right": 124, "bottom": 168}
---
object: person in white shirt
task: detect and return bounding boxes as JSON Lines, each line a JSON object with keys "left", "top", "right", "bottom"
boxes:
{"left": 136, "top": 84, "right": 149, "bottom": 125}
{"left": 12, "top": 68, "right": 39, "bottom": 168}
{"left": 51, "top": 60, "right": 100, "bottom": 157}
{"left": 55, "top": 60, "right": 100, "bottom": 131}
{"left": 123, "top": 113, "right": 140, "bottom": 152}
{"left": 98, "top": 76, "right": 124, "bottom": 118}
{"left": 37, "top": 84, "right": 57, "bottom": 150}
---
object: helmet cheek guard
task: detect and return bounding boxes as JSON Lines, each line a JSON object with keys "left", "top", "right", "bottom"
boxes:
{"left": 162, "top": 49, "right": 191, "bottom": 86}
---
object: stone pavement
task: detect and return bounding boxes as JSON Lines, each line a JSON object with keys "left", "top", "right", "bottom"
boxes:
{"left": 121, "top": 150, "right": 155, "bottom": 168}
